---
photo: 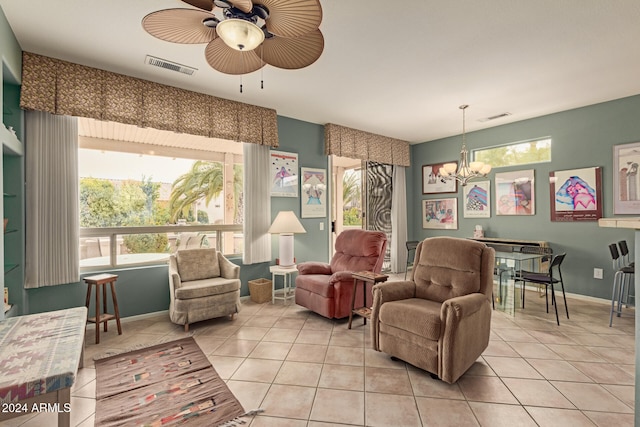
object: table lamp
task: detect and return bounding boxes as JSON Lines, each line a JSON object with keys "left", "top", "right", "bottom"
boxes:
{"left": 268, "top": 211, "right": 306, "bottom": 267}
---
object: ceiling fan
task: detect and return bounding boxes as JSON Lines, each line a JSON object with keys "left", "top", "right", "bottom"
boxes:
{"left": 142, "top": 0, "right": 324, "bottom": 76}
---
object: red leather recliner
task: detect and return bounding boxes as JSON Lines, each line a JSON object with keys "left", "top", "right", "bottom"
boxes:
{"left": 295, "top": 229, "right": 387, "bottom": 319}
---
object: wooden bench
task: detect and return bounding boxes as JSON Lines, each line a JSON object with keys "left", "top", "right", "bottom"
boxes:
{"left": 0, "top": 307, "right": 87, "bottom": 427}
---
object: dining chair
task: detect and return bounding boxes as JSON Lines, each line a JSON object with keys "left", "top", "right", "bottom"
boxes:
{"left": 519, "top": 245, "right": 553, "bottom": 268}
{"left": 515, "top": 253, "right": 568, "bottom": 325}
{"left": 609, "top": 243, "right": 634, "bottom": 326}
{"left": 517, "top": 245, "right": 553, "bottom": 297}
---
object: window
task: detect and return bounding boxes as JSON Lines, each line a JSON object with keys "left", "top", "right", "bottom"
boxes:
{"left": 473, "top": 137, "right": 551, "bottom": 168}
{"left": 78, "top": 119, "right": 244, "bottom": 270}
{"left": 342, "top": 168, "right": 362, "bottom": 227}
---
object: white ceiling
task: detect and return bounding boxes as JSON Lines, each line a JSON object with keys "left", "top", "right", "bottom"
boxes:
{"left": 2, "top": 0, "right": 639, "bottom": 144}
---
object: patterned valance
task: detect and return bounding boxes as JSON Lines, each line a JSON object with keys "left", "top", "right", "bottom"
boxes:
{"left": 20, "top": 52, "right": 279, "bottom": 147}
{"left": 324, "top": 123, "right": 410, "bottom": 167}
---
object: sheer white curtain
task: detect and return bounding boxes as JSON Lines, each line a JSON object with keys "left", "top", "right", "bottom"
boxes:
{"left": 390, "top": 165, "right": 408, "bottom": 273}
{"left": 242, "top": 143, "right": 271, "bottom": 264}
{"left": 25, "top": 111, "right": 79, "bottom": 288}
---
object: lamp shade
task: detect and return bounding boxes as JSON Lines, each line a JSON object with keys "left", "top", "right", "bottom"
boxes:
{"left": 216, "top": 18, "right": 265, "bottom": 51}
{"left": 268, "top": 211, "right": 306, "bottom": 234}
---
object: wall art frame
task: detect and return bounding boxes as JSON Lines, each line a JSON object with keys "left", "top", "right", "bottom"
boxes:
{"left": 300, "top": 167, "right": 327, "bottom": 218}
{"left": 422, "top": 198, "right": 458, "bottom": 229}
{"left": 495, "top": 170, "right": 535, "bottom": 216}
{"left": 463, "top": 180, "right": 491, "bottom": 218}
{"left": 270, "top": 150, "right": 298, "bottom": 197}
{"left": 550, "top": 166, "right": 602, "bottom": 222}
{"left": 613, "top": 142, "right": 640, "bottom": 214}
{"left": 422, "top": 162, "right": 458, "bottom": 194}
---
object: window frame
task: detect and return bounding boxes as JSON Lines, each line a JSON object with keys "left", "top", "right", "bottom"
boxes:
{"left": 472, "top": 137, "right": 552, "bottom": 169}
{"left": 80, "top": 224, "right": 243, "bottom": 272}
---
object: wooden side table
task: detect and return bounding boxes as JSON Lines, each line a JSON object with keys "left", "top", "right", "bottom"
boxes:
{"left": 83, "top": 273, "right": 122, "bottom": 344}
{"left": 348, "top": 271, "right": 388, "bottom": 329}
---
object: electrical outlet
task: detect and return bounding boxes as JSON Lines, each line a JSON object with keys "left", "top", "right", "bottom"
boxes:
{"left": 594, "top": 268, "right": 603, "bottom": 279}
{"left": 319, "top": 222, "right": 324, "bottom": 231}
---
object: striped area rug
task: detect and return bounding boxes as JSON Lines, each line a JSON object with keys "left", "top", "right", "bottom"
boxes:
{"left": 94, "top": 337, "right": 245, "bottom": 427}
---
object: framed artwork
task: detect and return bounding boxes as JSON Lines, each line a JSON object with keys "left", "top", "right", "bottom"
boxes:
{"left": 495, "top": 170, "right": 535, "bottom": 215}
{"left": 300, "top": 167, "right": 327, "bottom": 218}
{"left": 270, "top": 150, "right": 298, "bottom": 197}
{"left": 422, "top": 162, "right": 458, "bottom": 194}
{"left": 614, "top": 142, "right": 640, "bottom": 214}
{"left": 422, "top": 198, "right": 458, "bottom": 229}
{"left": 550, "top": 167, "right": 602, "bottom": 222}
{"left": 463, "top": 181, "right": 491, "bottom": 218}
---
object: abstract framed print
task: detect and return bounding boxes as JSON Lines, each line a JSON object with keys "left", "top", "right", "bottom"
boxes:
{"left": 495, "top": 170, "right": 535, "bottom": 216}
{"left": 550, "top": 167, "right": 602, "bottom": 221}
{"left": 300, "top": 167, "right": 327, "bottom": 218}
{"left": 463, "top": 181, "right": 490, "bottom": 218}
{"left": 422, "top": 162, "right": 457, "bottom": 194}
{"left": 422, "top": 198, "right": 458, "bottom": 229}
{"left": 613, "top": 142, "right": 640, "bottom": 214}
{"left": 270, "top": 150, "right": 298, "bottom": 197}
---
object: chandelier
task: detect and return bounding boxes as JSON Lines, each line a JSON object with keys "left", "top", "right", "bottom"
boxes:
{"left": 439, "top": 105, "right": 491, "bottom": 186}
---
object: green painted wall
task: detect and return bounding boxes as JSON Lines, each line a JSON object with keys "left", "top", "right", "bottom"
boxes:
{"left": 409, "top": 95, "right": 640, "bottom": 300}
{"left": 272, "top": 116, "right": 329, "bottom": 265}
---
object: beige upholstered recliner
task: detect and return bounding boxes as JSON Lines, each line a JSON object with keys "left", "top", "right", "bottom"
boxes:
{"left": 371, "top": 237, "right": 495, "bottom": 383}
{"left": 168, "top": 248, "right": 241, "bottom": 332}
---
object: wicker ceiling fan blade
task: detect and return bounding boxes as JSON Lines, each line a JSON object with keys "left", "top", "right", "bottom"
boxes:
{"left": 229, "top": 0, "right": 254, "bottom": 13}
{"left": 181, "top": 0, "right": 215, "bottom": 11}
{"left": 142, "top": 9, "right": 217, "bottom": 44}
{"left": 205, "top": 38, "right": 265, "bottom": 74}
{"left": 262, "top": 29, "right": 323, "bottom": 69}
{"left": 258, "top": 0, "right": 322, "bottom": 38}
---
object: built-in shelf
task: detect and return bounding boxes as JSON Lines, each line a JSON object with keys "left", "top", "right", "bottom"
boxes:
{"left": 1, "top": 124, "right": 23, "bottom": 155}
{"left": 4, "top": 229, "right": 17, "bottom": 235}
{"left": 4, "top": 264, "right": 18, "bottom": 275}
{"left": 3, "top": 193, "right": 16, "bottom": 197}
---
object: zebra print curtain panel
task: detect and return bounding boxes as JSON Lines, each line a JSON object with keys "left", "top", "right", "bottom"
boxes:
{"left": 324, "top": 123, "right": 410, "bottom": 167}
{"left": 19, "top": 52, "right": 279, "bottom": 147}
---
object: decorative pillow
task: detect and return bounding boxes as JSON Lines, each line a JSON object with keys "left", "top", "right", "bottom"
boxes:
{"left": 176, "top": 248, "right": 220, "bottom": 282}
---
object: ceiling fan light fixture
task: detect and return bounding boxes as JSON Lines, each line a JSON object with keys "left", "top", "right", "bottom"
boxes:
{"left": 216, "top": 18, "right": 264, "bottom": 51}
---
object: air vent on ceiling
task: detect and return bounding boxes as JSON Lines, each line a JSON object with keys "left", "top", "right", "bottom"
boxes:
{"left": 145, "top": 55, "right": 197, "bottom": 76}
{"left": 478, "top": 112, "right": 512, "bottom": 122}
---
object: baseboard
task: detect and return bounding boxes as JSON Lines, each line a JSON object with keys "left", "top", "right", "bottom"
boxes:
{"left": 522, "top": 285, "right": 614, "bottom": 306}
{"left": 84, "top": 299, "right": 257, "bottom": 331}
{"left": 84, "top": 310, "right": 169, "bottom": 330}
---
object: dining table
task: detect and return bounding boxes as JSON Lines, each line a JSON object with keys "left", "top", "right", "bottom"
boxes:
{"left": 493, "top": 250, "right": 546, "bottom": 316}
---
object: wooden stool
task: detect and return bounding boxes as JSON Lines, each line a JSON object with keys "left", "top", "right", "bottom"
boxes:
{"left": 83, "top": 273, "right": 122, "bottom": 344}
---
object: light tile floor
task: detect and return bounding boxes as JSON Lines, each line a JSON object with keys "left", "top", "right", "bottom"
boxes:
{"left": 1, "top": 276, "right": 636, "bottom": 427}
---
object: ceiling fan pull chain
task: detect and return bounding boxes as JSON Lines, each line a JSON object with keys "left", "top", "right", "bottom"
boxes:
{"left": 240, "top": 49, "right": 245, "bottom": 93}
{"left": 260, "top": 45, "right": 264, "bottom": 89}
